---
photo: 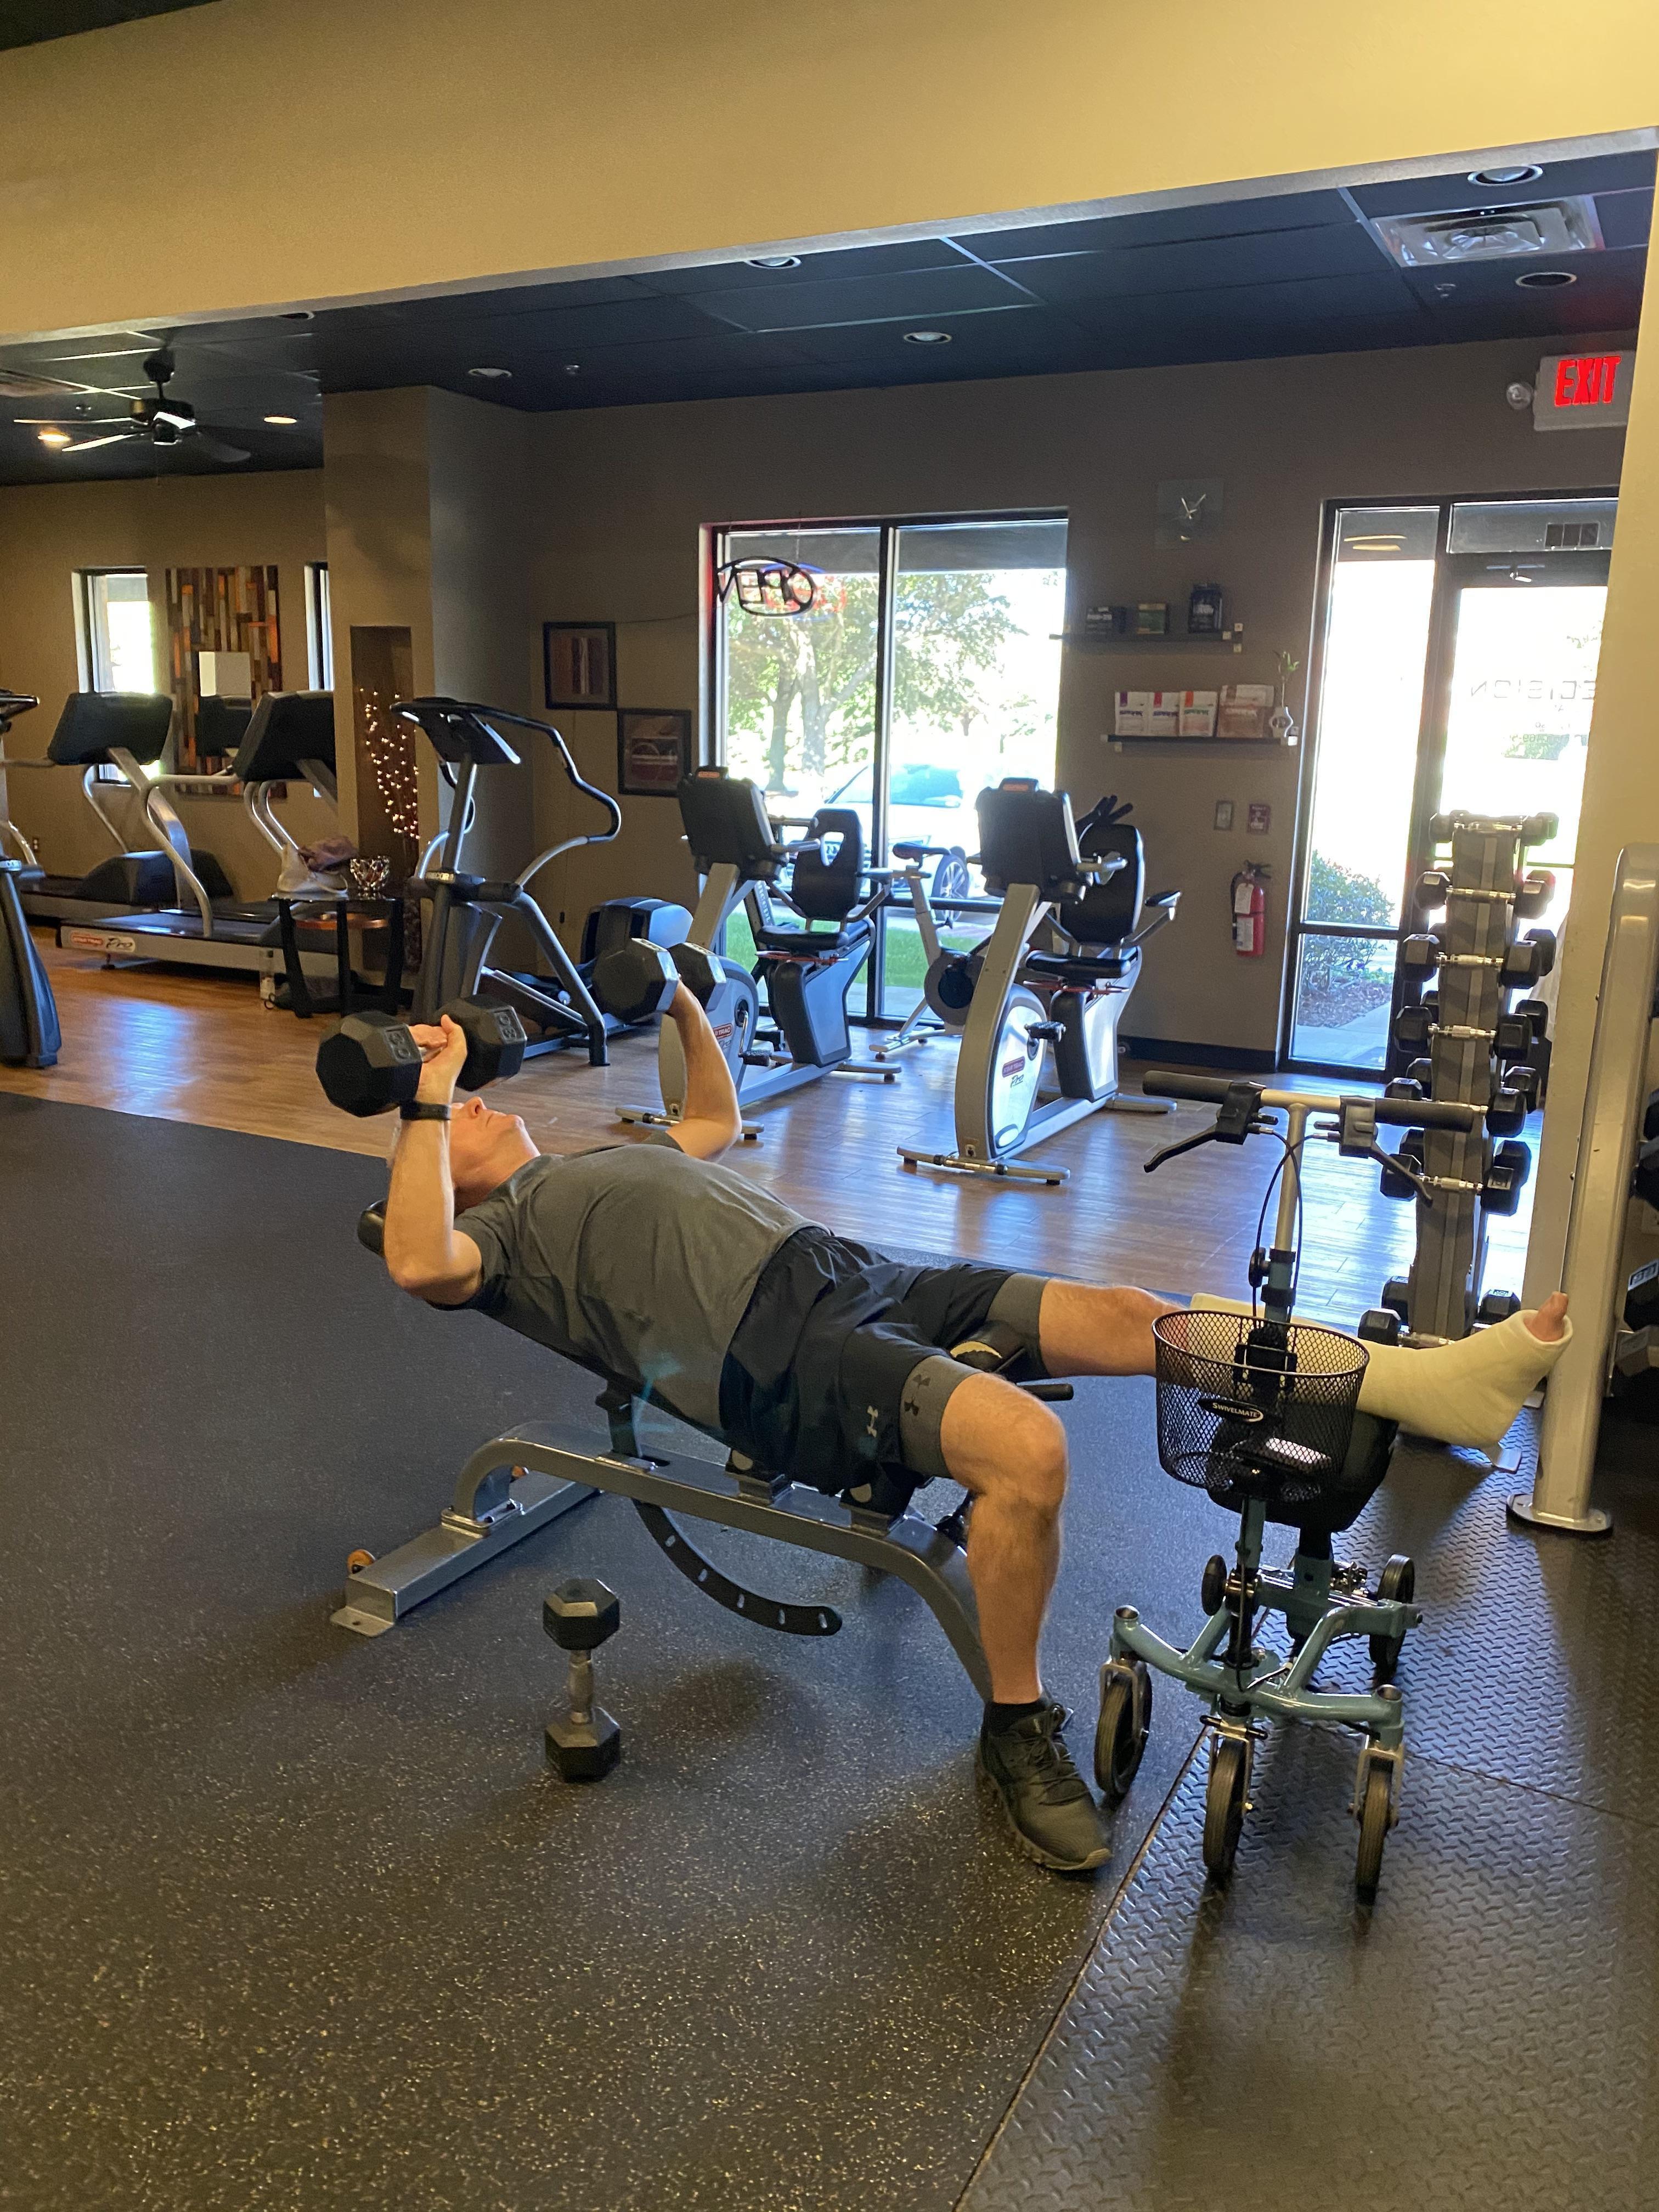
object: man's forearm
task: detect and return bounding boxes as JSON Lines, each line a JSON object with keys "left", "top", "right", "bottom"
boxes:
{"left": 668, "top": 983, "right": 741, "bottom": 1156}
{"left": 383, "top": 1120, "right": 474, "bottom": 1291}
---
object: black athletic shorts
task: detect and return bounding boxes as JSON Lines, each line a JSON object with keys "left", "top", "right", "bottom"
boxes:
{"left": 718, "top": 1227, "right": 1045, "bottom": 1497}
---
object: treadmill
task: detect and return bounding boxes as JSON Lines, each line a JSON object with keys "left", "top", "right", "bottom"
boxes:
{"left": 58, "top": 691, "right": 344, "bottom": 987}
{"left": 1, "top": 690, "right": 236, "bottom": 925}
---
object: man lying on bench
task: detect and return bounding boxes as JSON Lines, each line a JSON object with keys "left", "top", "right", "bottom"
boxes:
{"left": 382, "top": 983, "right": 1570, "bottom": 1875}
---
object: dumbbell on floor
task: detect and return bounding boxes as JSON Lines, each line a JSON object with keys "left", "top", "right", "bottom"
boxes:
{"left": 315, "top": 994, "right": 528, "bottom": 1117}
{"left": 591, "top": 936, "right": 721, "bottom": 1028}
{"left": 544, "top": 1576, "right": 622, "bottom": 1781}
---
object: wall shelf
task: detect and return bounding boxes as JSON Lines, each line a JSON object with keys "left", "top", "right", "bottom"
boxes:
{"left": 1105, "top": 735, "right": 1289, "bottom": 747}
{"left": 1052, "top": 631, "right": 1240, "bottom": 645}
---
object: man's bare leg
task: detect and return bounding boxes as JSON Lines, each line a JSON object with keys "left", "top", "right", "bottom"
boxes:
{"left": 939, "top": 1374, "right": 1068, "bottom": 1702}
{"left": 1034, "top": 1281, "right": 1178, "bottom": 1378}
{"left": 939, "top": 1372, "right": 1110, "bottom": 1870}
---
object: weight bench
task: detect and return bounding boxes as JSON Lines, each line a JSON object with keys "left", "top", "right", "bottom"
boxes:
{"left": 335, "top": 1205, "right": 1069, "bottom": 1697}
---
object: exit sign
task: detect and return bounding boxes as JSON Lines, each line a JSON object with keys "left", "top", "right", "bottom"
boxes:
{"left": 1534, "top": 351, "right": 1632, "bottom": 431}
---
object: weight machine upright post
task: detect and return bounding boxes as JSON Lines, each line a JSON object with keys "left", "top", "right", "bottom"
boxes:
{"left": 1511, "top": 845, "right": 1659, "bottom": 1537}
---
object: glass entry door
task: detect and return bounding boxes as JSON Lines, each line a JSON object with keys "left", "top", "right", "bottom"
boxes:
{"left": 1288, "top": 494, "right": 1613, "bottom": 1069}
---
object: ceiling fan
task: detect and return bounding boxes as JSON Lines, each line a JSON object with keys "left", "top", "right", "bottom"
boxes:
{"left": 16, "top": 347, "right": 250, "bottom": 462}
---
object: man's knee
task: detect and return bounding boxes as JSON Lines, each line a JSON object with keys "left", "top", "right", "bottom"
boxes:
{"left": 941, "top": 1375, "right": 1068, "bottom": 1514}
{"left": 999, "top": 1398, "right": 1068, "bottom": 1515}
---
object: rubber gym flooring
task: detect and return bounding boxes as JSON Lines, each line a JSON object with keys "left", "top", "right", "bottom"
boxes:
{"left": 1, "top": 1095, "right": 1654, "bottom": 2211}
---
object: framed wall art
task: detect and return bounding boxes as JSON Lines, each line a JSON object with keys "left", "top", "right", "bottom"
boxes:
{"left": 617, "top": 708, "right": 693, "bottom": 797}
{"left": 543, "top": 620, "right": 617, "bottom": 710}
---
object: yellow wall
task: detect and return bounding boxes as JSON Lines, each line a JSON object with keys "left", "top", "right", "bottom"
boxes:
{"left": 0, "top": 1, "right": 1655, "bottom": 337}
{"left": 0, "top": 469, "right": 329, "bottom": 891}
{"left": 529, "top": 332, "right": 1629, "bottom": 1053}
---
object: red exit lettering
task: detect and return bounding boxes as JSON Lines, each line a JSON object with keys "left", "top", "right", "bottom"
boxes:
{"left": 1554, "top": 354, "right": 1622, "bottom": 408}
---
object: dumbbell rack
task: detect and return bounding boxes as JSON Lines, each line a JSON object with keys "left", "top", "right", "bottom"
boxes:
{"left": 1381, "top": 810, "right": 1558, "bottom": 1344}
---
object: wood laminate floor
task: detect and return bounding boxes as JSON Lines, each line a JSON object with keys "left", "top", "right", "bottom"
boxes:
{"left": 0, "top": 938, "right": 1536, "bottom": 1322}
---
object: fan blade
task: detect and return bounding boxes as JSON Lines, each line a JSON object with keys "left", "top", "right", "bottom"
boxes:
{"left": 15, "top": 415, "right": 129, "bottom": 426}
{"left": 61, "top": 432, "right": 139, "bottom": 453}
{"left": 194, "top": 430, "right": 251, "bottom": 463}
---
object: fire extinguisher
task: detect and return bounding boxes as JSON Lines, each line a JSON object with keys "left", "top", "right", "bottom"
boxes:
{"left": 1232, "top": 865, "right": 1267, "bottom": 957}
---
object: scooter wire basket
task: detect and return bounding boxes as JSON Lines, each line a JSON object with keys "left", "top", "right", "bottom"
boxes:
{"left": 1151, "top": 1309, "right": 1369, "bottom": 1518}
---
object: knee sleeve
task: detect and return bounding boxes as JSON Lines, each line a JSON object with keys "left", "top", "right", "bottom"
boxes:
{"left": 898, "top": 1353, "right": 980, "bottom": 1480}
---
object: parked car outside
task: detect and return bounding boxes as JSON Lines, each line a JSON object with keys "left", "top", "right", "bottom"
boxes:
{"left": 826, "top": 761, "right": 973, "bottom": 898}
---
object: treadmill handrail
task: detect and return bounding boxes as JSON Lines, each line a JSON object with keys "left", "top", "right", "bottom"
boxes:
{"left": 133, "top": 754, "right": 219, "bottom": 935}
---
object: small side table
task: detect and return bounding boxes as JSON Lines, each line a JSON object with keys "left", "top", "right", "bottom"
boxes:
{"left": 275, "top": 893, "right": 406, "bottom": 1019}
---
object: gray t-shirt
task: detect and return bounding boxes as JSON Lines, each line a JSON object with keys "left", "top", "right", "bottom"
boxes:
{"left": 457, "top": 1139, "right": 815, "bottom": 1425}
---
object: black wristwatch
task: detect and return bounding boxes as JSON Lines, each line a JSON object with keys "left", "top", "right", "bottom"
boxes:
{"left": 399, "top": 1100, "right": 452, "bottom": 1122}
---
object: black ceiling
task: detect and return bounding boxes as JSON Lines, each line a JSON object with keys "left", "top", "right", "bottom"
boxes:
{"left": 0, "top": 0, "right": 215, "bottom": 48}
{"left": 0, "top": 148, "right": 1648, "bottom": 487}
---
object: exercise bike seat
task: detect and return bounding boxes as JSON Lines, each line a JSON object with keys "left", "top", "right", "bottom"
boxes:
{"left": 1058, "top": 812, "right": 1145, "bottom": 947}
{"left": 1023, "top": 944, "right": 1140, "bottom": 985}
{"left": 754, "top": 807, "right": 874, "bottom": 953}
{"left": 752, "top": 914, "right": 874, "bottom": 957}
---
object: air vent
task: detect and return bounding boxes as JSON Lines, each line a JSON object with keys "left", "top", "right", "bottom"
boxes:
{"left": 1545, "top": 520, "right": 1600, "bottom": 550}
{"left": 0, "top": 370, "right": 82, "bottom": 399}
{"left": 1371, "top": 196, "right": 1602, "bottom": 269}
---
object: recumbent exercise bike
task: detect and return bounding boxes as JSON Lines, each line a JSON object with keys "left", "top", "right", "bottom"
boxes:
{"left": 900, "top": 778, "right": 1181, "bottom": 1184}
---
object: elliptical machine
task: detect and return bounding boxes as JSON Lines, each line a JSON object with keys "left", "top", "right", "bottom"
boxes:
{"left": 899, "top": 780, "right": 1180, "bottom": 1184}
{"left": 396, "top": 698, "right": 689, "bottom": 1066}
{"left": 624, "top": 768, "right": 896, "bottom": 1128}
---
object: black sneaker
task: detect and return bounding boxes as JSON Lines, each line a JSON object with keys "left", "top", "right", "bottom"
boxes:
{"left": 977, "top": 1703, "right": 1113, "bottom": 1872}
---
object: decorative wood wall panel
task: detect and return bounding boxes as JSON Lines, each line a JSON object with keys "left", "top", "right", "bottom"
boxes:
{"left": 163, "top": 565, "right": 283, "bottom": 770}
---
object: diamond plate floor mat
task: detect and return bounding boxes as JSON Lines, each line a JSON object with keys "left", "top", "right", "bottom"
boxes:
{"left": 1300, "top": 1417, "right": 1659, "bottom": 1819}
{"left": 962, "top": 1728, "right": 1659, "bottom": 2212}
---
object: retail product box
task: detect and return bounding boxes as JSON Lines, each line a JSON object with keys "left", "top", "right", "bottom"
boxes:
{"left": 1217, "top": 683, "right": 1273, "bottom": 738}
{"left": 1113, "top": 690, "right": 1152, "bottom": 736}
{"left": 1147, "top": 691, "right": 1182, "bottom": 737}
{"left": 1178, "top": 690, "right": 1218, "bottom": 737}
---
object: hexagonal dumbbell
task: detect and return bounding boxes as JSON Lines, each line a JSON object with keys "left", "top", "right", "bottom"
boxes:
{"left": 592, "top": 937, "right": 723, "bottom": 1028}
{"left": 1393, "top": 1002, "right": 1433, "bottom": 1051}
{"left": 1500, "top": 930, "right": 1556, "bottom": 989}
{"left": 1514, "top": 869, "right": 1556, "bottom": 921}
{"left": 1483, "top": 1138, "right": 1532, "bottom": 1216}
{"left": 1412, "top": 870, "right": 1451, "bottom": 917}
{"left": 1378, "top": 1128, "right": 1425, "bottom": 1202}
{"left": 314, "top": 994, "right": 527, "bottom": 1117}
{"left": 1485, "top": 1084, "right": 1529, "bottom": 1138}
{"left": 544, "top": 1577, "right": 622, "bottom": 1781}
{"left": 1400, "top": 934, "right": 1442, "bottom": 981}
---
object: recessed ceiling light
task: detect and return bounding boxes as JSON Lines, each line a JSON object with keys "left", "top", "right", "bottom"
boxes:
{"left": 283, "top": 310, "right": 315, "bottom": 321}
{"left": 1469, "top": 164, "right": 1543, "bottom": 187}
{"left": 263, "top": 414, "right": 297, "bottom": 425}
{"left": 468, "top": 365, "right": 512, "bottom": 380}
{"left": 903, "top": 329, "right": 952, "bottom": 346}
{"left": 37, "top": 429, "right": 71, "bottom": 446}
{"left": 563, "top": 363, "right": 581, "bottom": 376}
{"left": 1516, "top": 268, "right": 1577, "bottom": 289}
{"left": 745, "top": 255, "right": 802, "bottom": 270}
